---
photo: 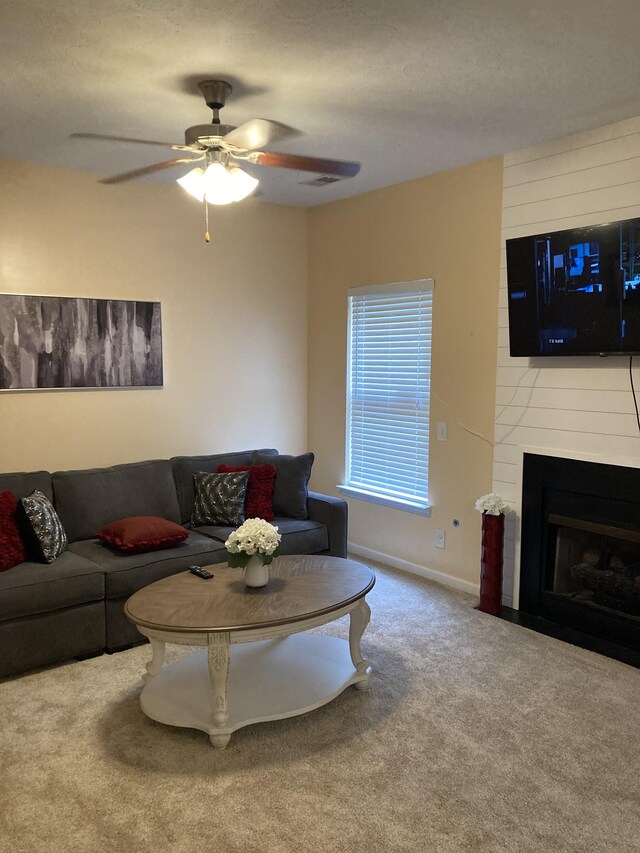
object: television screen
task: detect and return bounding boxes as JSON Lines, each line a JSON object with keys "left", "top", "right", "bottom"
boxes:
{"left": 506, "top": 216, "right": 640, "bottom": 356}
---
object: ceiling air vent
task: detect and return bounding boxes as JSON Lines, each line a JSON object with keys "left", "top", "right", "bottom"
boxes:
{"left": 300, "top": 175, "right": 342, "bottom": 187}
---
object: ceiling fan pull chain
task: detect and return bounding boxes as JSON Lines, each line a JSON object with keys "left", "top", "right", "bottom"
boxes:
{"left": 204, "top": 198, "right": 210, "bottom": 243}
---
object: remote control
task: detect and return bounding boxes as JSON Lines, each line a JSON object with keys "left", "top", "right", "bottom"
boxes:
{"left": 189, "top": 565, "right": 213, "bottom": 579}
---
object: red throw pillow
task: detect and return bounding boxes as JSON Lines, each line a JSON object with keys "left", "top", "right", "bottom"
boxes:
{"left": 216, "top": 464, "right": 276, "bottom": 521}
{"left": 0, "top": 490, "right": 27, "bottom": 570}
{"left": 98, "top": 516, "right": 189, "bottom": 553}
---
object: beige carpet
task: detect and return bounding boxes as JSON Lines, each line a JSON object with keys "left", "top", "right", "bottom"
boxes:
{"left": 1, "top": 563, "right": 639, "bottom": 853}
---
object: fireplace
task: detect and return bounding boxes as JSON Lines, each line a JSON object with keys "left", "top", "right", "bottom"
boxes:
{"left": 519, "top": 453, "right": 640, "bottom": 664}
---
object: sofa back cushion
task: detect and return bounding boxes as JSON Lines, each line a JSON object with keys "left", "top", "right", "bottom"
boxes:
{"left": 170, "top": 449, "right": 278, "bottom": 524}
{"left": 0, "top": 471, "right": 53, "bottom": 502}
{"left": 53, "top": 459, "right": 182, "bottom": 543}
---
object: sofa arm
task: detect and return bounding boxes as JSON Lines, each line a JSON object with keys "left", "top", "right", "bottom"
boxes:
{"left": 307, "top": 491, "right": 348, "bottom": 558}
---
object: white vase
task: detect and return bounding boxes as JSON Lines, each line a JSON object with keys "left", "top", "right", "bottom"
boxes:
{"left": 244, "top": 555, "right": 269, "bottom": 588}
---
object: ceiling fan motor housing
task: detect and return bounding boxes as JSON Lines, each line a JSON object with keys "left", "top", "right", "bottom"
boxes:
{"left": 184, "top": 124, "right": 236, "bottom": 147}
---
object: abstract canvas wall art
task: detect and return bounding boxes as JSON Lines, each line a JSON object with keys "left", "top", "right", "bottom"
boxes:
{"left": 0, "top": 294, "right": 163, "bottom": 390}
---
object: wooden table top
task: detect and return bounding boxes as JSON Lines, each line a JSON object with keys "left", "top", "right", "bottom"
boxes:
{"left": 124, "top": 555, "right": 375, "bottom": 634}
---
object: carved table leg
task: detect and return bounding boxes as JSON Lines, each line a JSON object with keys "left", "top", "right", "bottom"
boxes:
{"left": 349, "top": 598, "right": 372, "bottom": 691}
{"left": 143, "top": 637, "right": 166, "bottom": 685}
{"left": 208, "top": 632, "right": 231, "bottom": 748}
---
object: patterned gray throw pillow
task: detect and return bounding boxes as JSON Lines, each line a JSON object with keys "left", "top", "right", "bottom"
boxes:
{"left": 18, "top": 489, "right": 67, "bottom": 563}
{"left": 191, "top": 471, "right": 249, "bottom": 527}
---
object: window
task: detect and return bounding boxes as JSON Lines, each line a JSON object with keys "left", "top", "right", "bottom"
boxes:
{"left": 339, "top": 279, "right": 433, "bottom": 515}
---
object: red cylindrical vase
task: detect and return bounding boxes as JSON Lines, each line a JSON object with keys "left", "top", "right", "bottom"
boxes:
{"left": 479, "top": 512, "right": 505, "bottom": 615}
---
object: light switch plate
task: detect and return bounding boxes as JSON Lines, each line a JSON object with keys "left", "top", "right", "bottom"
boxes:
{"left": 436, "top": 529, "right": 446, "bottom": 549}
{"left": 437, "top": 422, "right": 448, "bottom": 441}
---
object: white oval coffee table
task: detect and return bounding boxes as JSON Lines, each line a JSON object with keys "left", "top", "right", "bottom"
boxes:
{"left": 124, "top": 555, "right": 375, "bottom": 748}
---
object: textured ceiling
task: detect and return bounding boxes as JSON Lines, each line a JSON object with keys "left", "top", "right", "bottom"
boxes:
{"left": 3, "top": 0, "right": 640, "bottom": 206}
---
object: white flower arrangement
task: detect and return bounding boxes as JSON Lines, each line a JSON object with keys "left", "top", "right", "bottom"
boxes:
{"left": 224, "top": 518, "right": 282, "bottom": 568}
{"left": 475, "top": 493, "right": 509, "bottom": 516}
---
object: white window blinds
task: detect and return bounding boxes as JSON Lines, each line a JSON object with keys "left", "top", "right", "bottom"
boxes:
{"left": 344, "top": 280, "right": 433, "bottom": 510}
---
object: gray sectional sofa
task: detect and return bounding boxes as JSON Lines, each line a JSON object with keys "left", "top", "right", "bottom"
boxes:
{"left": 0, "top": 448, "right": 347, "bottom": 678}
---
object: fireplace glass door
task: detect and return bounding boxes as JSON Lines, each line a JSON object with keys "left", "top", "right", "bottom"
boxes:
{"left": 548, "top": 514, "right": 640, "bottom": 619}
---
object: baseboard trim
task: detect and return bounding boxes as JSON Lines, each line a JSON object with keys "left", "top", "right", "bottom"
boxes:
{"left": 347, "top": 542, "right": 480, "bottom": 597}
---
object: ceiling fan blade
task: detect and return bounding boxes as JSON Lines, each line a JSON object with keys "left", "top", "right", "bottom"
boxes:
{"left": 100, "top": 157, "right": 201, "bottom": 185}
{"left": 224, "top": 119, "right": 301, "bottom": 152}
{"left": 71, "top": 132, "right": 184, "bottom": 149}
{"left": 251, "top": 150, "right": 360, "bottom": 178}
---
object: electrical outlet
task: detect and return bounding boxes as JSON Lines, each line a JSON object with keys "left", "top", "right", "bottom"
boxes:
{"left": 436, "top": 529, "right": 446, "bottom": 549}
{"left": 437, "top": 422, "right": 448, "bottom": 441}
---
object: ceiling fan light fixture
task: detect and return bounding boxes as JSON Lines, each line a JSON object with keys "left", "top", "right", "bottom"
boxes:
{"left": 176, "top": 166, "right": 206, "bottom": 202}
{"left": 224, "top": 165, "right": 259, "bottom": 203}
{"left": 203, "top": 162, "right": 258, "bottom": 205}
{"left": 176, "top": 162, "right": 258, "bottom": 206}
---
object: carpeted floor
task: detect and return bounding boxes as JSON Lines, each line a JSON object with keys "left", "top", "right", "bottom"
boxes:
{"left": 1, "top": 562, "right": 639, "bottom": 853}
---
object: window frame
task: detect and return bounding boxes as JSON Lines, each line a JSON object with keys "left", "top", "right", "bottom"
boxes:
{"left": 338, "top": 278, "right": 434, "bottom": 516}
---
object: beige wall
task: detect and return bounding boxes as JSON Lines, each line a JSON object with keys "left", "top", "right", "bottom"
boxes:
{"left": 0, "top": 159, "right": 308, "bottom": 472}
{"left": 308, "top": 158, "right": 503, "bottom": 590}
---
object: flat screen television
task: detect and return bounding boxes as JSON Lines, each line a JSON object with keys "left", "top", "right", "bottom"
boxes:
{"left": 506, "top": 216, "right": 640, "bottom": 356}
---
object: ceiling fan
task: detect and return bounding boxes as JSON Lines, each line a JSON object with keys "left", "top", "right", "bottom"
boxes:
{"left": 71, "top": 79, "right": 361, "bottom": 205}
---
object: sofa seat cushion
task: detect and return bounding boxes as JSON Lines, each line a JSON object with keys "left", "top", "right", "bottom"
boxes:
{"left": 69, "top": 534, "right": 228, "bottom": 599}
{"left": 195, "top": 517, "right": 329, "bottom": 556}
{"left": 0, "top": 552, "right": 105, "bottom": 623}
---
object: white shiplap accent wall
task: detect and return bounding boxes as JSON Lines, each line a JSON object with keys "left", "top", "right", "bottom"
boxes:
{"left": 495, "top": 116, "right": 640, "bottom": 608}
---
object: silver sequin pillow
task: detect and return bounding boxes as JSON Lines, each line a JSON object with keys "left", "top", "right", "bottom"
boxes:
{"left": 191, "top": 471, "right": 249, "bottom": 527}
{"left": 18, "top": 489, "right": 67, "bottom": 563}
